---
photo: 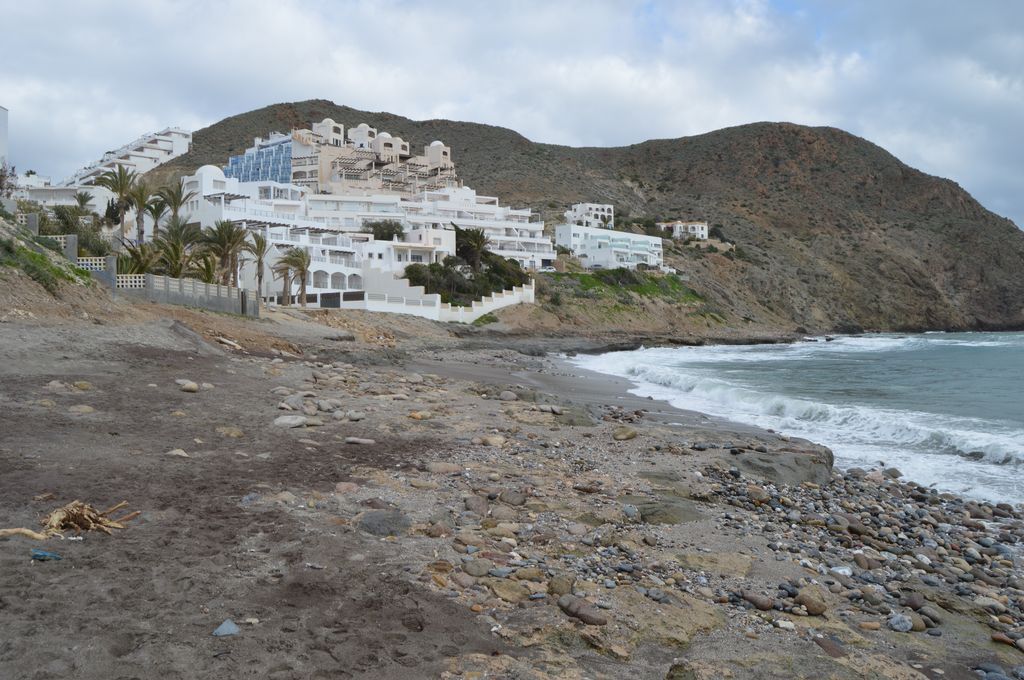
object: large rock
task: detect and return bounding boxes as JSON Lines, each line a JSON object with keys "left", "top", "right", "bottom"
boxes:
{"left": 612, "top": 426, "right": 638, "bottom": 441}
{"left": 621, "top": 495, "right": 705, "bottom": 525}
{"left": 498, "top": 489, "right": 527, "bottom": 506}
{"left": 734, "top": 444, "right": 834, "bottom": 487}
{"left": 463, "top": 558, "right": 494, "bottom": 577}
{"left": 273, "top": 415, "right": 308, "bottom": 428}
{"left": 488, "top": 579, "right": 530, "bottom": 603}
{"left": 357, "top": 510, "right": 410, "bottom": 537}
{"left": 464, "top": 495, "right": 489, "bottom": 515}
{"left": 557, "top": 595, "right": 608, "bottom": 626}
{"left": 741, "top": 590, "right": 775, "bottom": 611}
{"left": 795, "top": 588, "right": 828, "bottom": 616}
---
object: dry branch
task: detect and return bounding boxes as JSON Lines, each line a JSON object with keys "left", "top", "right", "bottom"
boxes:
{"left": 0, "top": 500, "right": 140, "bottom": 541}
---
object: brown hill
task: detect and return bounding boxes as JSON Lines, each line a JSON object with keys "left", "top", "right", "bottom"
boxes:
{"left": 151, "top": 99, "right": 1024, "bottom": 333}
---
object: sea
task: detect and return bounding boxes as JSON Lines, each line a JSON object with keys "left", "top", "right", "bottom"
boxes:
{"left": 571, "top": 332, "right": 1024, "bottom": 505}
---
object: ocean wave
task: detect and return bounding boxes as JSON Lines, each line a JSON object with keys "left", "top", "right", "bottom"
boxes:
{"left": 572, "top": 352, "right": 1024, "bottom": 468}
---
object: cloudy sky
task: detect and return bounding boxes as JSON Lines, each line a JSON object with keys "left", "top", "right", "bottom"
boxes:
{"left": 3, "top": 0, "right": 1022, "bottom": 226}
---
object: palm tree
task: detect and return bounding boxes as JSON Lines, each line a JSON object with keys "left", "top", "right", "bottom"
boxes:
{"left": 162, "top": 215, "right": 202, "bottom": 248}
{"left": 244, "top": 232, "right": 270, "bottom": 304}
{"left": 271, "top": 260, "right": 292, "bottom": 306}
{"left": 74, "top": 191, "right": 93, "bottom": 213}
{"left": 94, "top": 165, "right": 138, "bottom": 238}
{"left": 117, "top": 240, "right": 160, "bottom": 275}
{"left": 155, "top": 230, "right": 196, "bottom": 278}
{"left": 455, "top": 225, "right": 490, "bottom": 272}
{"left": 126, "top": 180, "right": 155, "bottom": 244}
{"left": 189, "top": 252, "right": 219, "bottom": 284}
{"left": 202, "top": 220, "right": 249, "bottom": 286}
{"left": 145, "top": 198, "right": 168, "bottom": 239}
{"left": 278, "top": 247, "right": 311, "bottom": 307}
{"left": 156, "top": 180, "right": 197, "bottom": 221}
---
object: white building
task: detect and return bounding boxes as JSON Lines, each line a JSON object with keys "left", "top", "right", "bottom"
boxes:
{"left": 179, "top": 165, "right": 553, "bottom": 304}
{"left": 181, "top": 166, "right": 458, "bottom": 302}
{"left": 402, "top": 187, "right": 554, "bottom": 270}
{"left": 659, "top": 220, "right": 709, "bottom": 240}
{"left": 0, "top": 105, "right": 8, "bottom": 166}
{"left": 564, "top": 202, "right": 614, "bottom": 229}
{"left": 554, "top": 223, "right": 663, "bottom": 270}
{"left": 15, "top": 176, "right": 114, "bottom": 211}
{"left": 228, "top": 118, "right": 458, "bottom": 197}
{"left": 59, "top": 127, "right": 192, "bottom": 187}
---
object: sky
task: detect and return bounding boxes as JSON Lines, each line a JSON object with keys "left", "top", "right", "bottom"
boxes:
{"left": 3, "top": 0, "right": 1022, "bottom": 226}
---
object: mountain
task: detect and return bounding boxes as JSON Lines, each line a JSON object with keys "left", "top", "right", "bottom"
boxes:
{"left": 150, "top": 99, "right": 1024, "bottom": 333}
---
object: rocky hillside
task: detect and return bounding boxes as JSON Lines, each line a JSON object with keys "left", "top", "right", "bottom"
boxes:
{"left": 152, "top": 99, "right": 1024, "bottom": 333}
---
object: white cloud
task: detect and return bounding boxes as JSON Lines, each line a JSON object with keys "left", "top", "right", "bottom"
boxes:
{"left": 2, "top": 0, "right": 1021, "bottom": 226}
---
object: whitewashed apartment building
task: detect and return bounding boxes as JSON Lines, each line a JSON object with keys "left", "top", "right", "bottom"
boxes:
{"left": 180, "top": 165, "right": 550, "bottom": 304}
{"left": 564, "top": 202, "right": 614, "bottom": 229}
{"left": 226, "top": 119, "right": 457, "bottom": 198}
{"left": 14, "top": 126, "right": 192, "bottom": 225}
{"left": 60, "top": 128, "right": 192, "bottom": 187}
{"left": 554, "top": 222, "right": 663, "bottom": 270}
{"left": 658, "top": 220, "right": 709, "bottom": 240}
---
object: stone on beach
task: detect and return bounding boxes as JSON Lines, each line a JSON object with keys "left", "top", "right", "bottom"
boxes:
{"left": 273, "top": 415, "right": 308, "bottom": 428}
{"left": 612, "top": 426, "right": 637, "bottom": 441}
{"left": 557, "top": 594, "right": 608, "bottom": 626}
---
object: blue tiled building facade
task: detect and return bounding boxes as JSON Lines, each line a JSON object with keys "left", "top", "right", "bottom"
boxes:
{"left": 224, "top": 137, "right": 292, "bottom": 184}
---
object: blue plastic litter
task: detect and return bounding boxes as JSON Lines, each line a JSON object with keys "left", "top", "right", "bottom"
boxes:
{"left": 31, "top": 548, "right": 62, "bottom": 561}
{"left": 212, "top": 619, "right": 240, "bottom": 637}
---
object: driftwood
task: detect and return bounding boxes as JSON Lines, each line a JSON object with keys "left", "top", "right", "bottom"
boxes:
{"left": 0, "top": 500, "right": 140, "bottom": 540}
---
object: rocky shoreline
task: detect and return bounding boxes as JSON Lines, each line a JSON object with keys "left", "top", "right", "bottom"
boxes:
{"left": 1, "top": 309, "right": 1022, "bottom": 679}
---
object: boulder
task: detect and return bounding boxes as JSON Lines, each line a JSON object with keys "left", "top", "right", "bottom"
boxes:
{"left": 557, "top": 594, "right": 608, "bottom": 626}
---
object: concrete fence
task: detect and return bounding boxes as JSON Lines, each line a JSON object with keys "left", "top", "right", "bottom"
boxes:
{"left": 116, "top": 274, "right": 259, "bottom": 318}
{"left": 76, "top": 256, "right": 107, "bottom": 272}
{"left": 325, "top": 279, "right": 534, "bottom": 323}
{"left": 41, "top": 231, "right": 259, "bottom": 318}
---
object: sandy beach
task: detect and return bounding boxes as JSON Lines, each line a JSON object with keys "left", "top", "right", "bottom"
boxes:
{"left": 1, "top": 303, "right": 1022, "bottom": 679}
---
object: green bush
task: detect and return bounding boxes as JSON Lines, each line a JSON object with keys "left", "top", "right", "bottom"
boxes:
{"left": 404, "top": 253, "right": 530, "bottom": 306}
{"left": 472, "top": 312, "right": 499, "bottom": 326}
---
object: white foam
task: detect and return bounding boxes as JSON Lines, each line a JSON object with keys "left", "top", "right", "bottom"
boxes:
{"left": 572, "top": 335, "right": 1024, "bottom": 504}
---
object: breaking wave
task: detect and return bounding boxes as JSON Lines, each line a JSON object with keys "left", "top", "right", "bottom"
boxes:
{"left": 571, "top": 334, "right": 1024, "bottom": 503}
